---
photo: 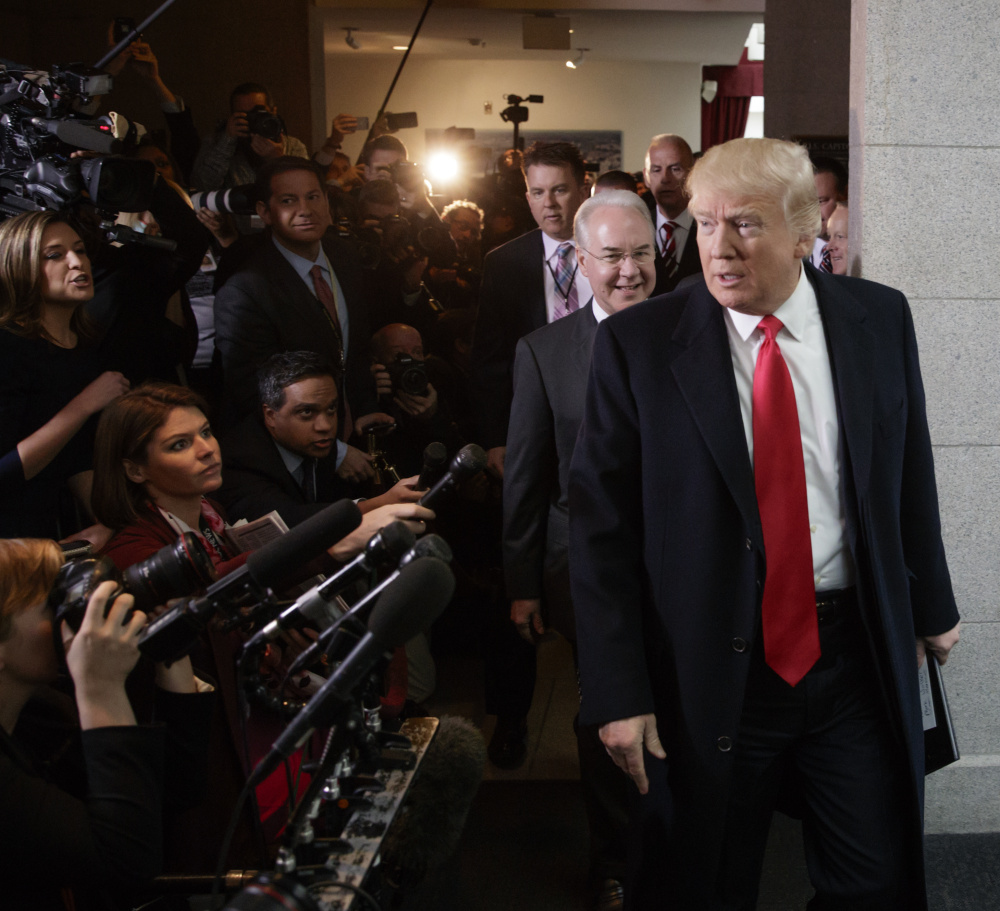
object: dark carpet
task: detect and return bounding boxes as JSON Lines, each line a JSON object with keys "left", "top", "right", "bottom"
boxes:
{"left": 398, "top": 781, "right": 1000, "bottom": 910}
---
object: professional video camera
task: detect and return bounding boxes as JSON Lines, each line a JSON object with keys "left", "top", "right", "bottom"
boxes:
{"left": 0, "top": 60, "right": 156, "bottom": 221}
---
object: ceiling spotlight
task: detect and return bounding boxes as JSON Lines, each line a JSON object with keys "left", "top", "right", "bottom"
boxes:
{"left": 566, "top": 48, "right": 588, "bottom": 69}
{"left": 344, "top": 27, "right": 360, "bottom": 51}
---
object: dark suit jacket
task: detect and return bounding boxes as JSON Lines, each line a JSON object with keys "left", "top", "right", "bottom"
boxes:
{"left": 503, "top": 304, "right": 598, "bottom": 640}
{"left": 470, "top": 228, "right": 547, "bottom": 449}
{"left": 216, "top": 415, "right": 353, "bottom": 527}
{"left": 214, "top": 233, "right": 375, "bottom": 426}
{"left": 641, "top": 191, "right": 703, "bottom": 296}
{"left": 569, "top": 264, "right": 959, "bottom": 907}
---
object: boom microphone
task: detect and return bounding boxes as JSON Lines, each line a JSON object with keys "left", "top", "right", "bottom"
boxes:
{"left": 139, "top": 500, "right": 362, "bottom": 663}
{"left": 244, "top": 521, "right": 416, "bottom": 650}
{"left": 249, "top": 557, "right": 456, "bottom": 786}
{"left": 381, "top": 716, "right": 486, "bottom": 888}
{"left": 416, "top": 442, "right": 448, "bottom": 491}
{"left": 418, "top": 444, "right": 487, "bottom": 510}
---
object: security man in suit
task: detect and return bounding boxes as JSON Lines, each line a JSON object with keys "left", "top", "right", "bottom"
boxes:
{"left": 504, "top": 191, "right": 657, "bottom": 910}
{"left": 570, "top": 138, "right": 960, "bottom": 909}
{"left": 641, "top": 133, "right": 702, "bottom": 296}
{"left": 215, "top": 157, "right": 385, "bottom": 484}
{"left": 469, "top": 140, "right": 591, "bottom": 768}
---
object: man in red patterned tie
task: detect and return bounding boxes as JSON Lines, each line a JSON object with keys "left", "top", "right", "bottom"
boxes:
{"left": 215, "top": 158, "right": 388, "bottom": 485}
{"left": 570, "top": 138, "right": 960, "bottom": 910}
{"left": 641, "top": 133, "right": 703, "bottom": 295}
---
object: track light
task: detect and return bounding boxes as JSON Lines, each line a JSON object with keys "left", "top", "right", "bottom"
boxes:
{"left": 566, "top": 48, "right": 588, "bottom": 69}
{"left": 344, "top": 27, "right": 360, "bottom": 51}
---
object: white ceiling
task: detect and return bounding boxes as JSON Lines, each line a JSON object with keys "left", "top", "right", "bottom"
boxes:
{"left": 321, "top": 8, "right": 761, "bottom": 66}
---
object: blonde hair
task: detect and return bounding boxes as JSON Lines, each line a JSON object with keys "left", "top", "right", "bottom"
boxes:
{"left": 0, "top": 210, "right": 96, "bottom": 342}
{"left": 0, "top": 539, "right": 64, "bottom": 641}
{"left": 686, "top": 138, "right": 821, "bottom": 242}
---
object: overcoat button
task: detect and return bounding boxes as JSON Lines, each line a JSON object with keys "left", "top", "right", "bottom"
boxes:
{"left": 717, "top": 736, "right": 733, "bottom": 752}
{"left": 745, "top": 538, "right": 752, "bottom": 550}
{"left": 732, "top": 637, "right": 748, "bottom": 653}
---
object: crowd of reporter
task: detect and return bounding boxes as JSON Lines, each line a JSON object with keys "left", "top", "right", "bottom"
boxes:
{"left": 0, "top": 33, "right": 539, "bottom": 907}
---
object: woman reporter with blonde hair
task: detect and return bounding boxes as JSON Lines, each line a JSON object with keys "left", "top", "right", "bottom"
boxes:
{"left": 0, "top": 210, "right": 129, "bottom": 539}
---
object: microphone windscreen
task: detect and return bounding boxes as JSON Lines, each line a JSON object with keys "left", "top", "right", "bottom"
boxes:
{"left": 373, "top": 520, "right": 418, "bottom": 563}
{"left": 245, "top": 499, "right": 362, "bottom": 588}
{"left": 453, "top": 443, "right": 487, "bottom": 474}
{"left": 408, "top": 534, "right": 453, "bottom": 564}
{"left": 367, "top": 557, "right": 455, "bottom": 648}
{"left": 381, "top": 716, "right": 486, "bottom": 887}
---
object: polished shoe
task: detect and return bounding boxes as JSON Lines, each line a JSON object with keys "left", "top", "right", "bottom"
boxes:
{"left": 487, "top": 715, "right": 528, "bottom": 769}
{"left": 593, "top": 878, "right": 624, "bottom": 911}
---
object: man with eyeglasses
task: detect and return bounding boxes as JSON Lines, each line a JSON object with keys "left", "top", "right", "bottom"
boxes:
{"left": 642, "top": 133, "right": 703, "bottom": 295}
{"left": 502, "top": 191, "right": 657, "bottom": 911}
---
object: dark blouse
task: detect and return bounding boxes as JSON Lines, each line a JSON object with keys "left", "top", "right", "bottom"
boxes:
{"left": 0, "top": 329, "right": 103, "bottom": 538}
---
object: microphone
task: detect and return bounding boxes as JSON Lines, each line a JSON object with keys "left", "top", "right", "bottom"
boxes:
{"left": 249, "top": 557, "right": 456, "bottom": 787}
{"left": 139, "top": 500, "right": 362, "bottom": 663}
{"left": 243, "top": 521, "right": 416, "bottom": 650}
{"left": 415, "top": 442, "right": 448, "bottom": 491}
{"left": 281, "top": 534, "right": 453, "bottom": 681}
{"left": 381, "top": 716, "right": 486, "bottom": 887}
{"left": 418, "top": 444, "right": 487, "bottom": 510}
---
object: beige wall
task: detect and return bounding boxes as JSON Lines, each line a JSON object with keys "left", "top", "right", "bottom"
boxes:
{"left": 325, "top": 56, "right": 703, "bottom": 172}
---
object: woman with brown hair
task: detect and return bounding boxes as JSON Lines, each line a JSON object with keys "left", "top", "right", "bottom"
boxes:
{"left": 0, "top": 537, "right": 211, "bottom": 911}
{"left": 90, "top": 381, "right": 247, "bottom": 575}
{"left": 0, "top": 210, "right": 129, "bottom": 539}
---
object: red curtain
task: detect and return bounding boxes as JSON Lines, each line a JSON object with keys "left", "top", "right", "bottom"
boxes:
{"left": 701, "top": 49, "right": 764, "bottom": 152}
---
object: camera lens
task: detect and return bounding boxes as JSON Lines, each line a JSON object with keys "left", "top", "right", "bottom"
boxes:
{"left": 121, "top": 532, "right": 217, "bottom": 613}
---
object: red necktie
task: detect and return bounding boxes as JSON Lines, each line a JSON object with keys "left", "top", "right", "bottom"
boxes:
{"left": 820, "top": 244, "right": 833, "bottom": 273}
{"left": 309, "top": 264, "right": 344, "bottom": 367}
{"left": 308, "top": 265, "right": 351, "bottom": 441}
{"left": 752, "top": 315, "right": 820, "bottom": 686}
{"left": 659, "top": 221, "right": 677, "bottom": 266}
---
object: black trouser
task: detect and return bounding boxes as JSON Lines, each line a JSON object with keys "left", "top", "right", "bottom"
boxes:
{"left": 715, "top": 591, "right": 911, "bottom": 910}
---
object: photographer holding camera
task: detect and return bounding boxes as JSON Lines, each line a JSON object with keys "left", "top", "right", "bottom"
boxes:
{"left": 369, "top": 323, "right": 464, "bottom": 478}
{"left": 0, "top": 538, "right": 212, "bottom": 911}
{"left": 190, "top": 82, "right": 308, "bottom": 197}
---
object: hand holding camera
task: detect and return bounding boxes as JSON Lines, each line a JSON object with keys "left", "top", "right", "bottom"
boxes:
{"left": 62, "top": 580, "right": 145, "bottom": 730}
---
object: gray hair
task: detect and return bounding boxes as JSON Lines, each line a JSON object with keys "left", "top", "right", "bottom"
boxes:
{"left": 257, "top": 350, "right": 340, "bottom": 410}
{"left": 574, "top": 190, "right": 655, "bottom": 251}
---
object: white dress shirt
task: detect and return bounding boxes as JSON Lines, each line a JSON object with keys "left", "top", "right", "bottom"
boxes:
{"left": 541, "top": 233, "right": 592, "bottom": 324}
{"left": 723, "top": 266, "right": 854, "bottom": 592}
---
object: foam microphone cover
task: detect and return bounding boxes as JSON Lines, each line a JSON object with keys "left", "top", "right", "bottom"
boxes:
{"left": 245, "top": 499, "right": 361, "bottom": 588}
{"left": 381, "top": 716, "right": 487, "bottom": 888}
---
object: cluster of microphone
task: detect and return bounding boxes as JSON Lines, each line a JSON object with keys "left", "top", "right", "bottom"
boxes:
{"left": 133, "top": 443, "right": 490, "bottom": 906}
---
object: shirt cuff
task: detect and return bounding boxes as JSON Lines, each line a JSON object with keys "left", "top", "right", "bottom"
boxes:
{"left": 160, "top": 95, "right": 185, "bottom": 113}
{"left": 336, "top": 439, "right": 347, "bottom": 468}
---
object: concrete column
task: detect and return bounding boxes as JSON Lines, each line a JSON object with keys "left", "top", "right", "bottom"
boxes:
{"left": 851, "top": 0, "right": 1000, "bottom": 832}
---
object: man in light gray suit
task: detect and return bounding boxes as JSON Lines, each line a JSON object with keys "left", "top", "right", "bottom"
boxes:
{"left": 502, "top": 191, "right": 658, "bottom": 910}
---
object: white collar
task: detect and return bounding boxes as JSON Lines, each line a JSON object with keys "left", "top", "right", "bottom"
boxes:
{"left": 724, "top": 265, "right": 815, "bottom": 342}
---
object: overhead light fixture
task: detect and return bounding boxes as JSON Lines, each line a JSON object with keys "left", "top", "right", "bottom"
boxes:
{"left": 566, "top": 48, "right": 588, "bottom": 69}
{"left": 343, "top": 27, "right": 360, "bottom": 50}
{"left": 393, "top": 45, "right": 409, "bottom": 51}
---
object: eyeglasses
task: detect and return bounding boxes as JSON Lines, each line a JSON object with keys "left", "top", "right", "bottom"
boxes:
{"left": 579, "top": 247, "right": 655, "bottom": 266}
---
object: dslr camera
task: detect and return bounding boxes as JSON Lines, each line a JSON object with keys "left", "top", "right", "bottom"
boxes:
{"left": 47, "top": 532, "right": 216, "bottom": 635}
{"left": 385, "top": 353, "right": 429, "bottom": 397}
{"left": 245, "top": 106, "right": 285, "bottom": 143}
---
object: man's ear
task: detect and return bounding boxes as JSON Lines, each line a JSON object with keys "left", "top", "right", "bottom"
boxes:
{"left": 256, "top": 199, "right": 272, "bottom": 226}
{"left": 123, "top": 459, "right": 146, "bottom": 484}
{"left": 262, "top": 404, "right": 277, "bottom": 433}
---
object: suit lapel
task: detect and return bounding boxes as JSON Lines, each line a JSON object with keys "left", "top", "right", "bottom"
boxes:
{"left": 669, "top": 288, "right": 761, "bottom": 537}
{"left": 810, "top": 267, "right": 876, "bottom": 501}
{"left": 570, "top": 301, "right": 598, "bottom": 375}
{"left": 525, "top": 230, "right": 548, "bottom": 328}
